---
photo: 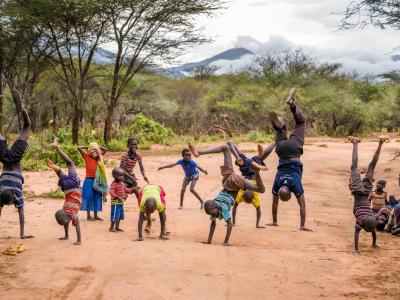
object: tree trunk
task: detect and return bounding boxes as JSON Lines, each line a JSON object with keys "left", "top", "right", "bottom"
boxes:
{"left": 104, "top": 102, "right": 115, "bottom": 145}
{"left": 72, "top": 104, "right": 82, "bottom": 145}
{"left": 0, "top": 49, "right": 4, "bottom": 134}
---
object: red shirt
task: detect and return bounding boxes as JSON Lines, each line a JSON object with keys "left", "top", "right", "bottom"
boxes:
{"left": 82, "top": 152, "right": 98, "bottom": 178}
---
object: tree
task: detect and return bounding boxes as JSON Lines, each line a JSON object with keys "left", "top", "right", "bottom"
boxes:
{"left": 341, "top": 1, "right": 400, "bottom": 30}
{"left": 102, "top": 0, "right": 223, "bottom": 144}
{"left": 16, "top": 0, "right": 112, "bottom": 143}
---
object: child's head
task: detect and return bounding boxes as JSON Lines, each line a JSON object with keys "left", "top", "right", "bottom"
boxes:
{"left": 389, "top": 194, "right": 397, "bottom": 204}
{"left": 55, "top": 209, "right": 70, "bottom": 226}
{"left": 144, "top": 197, "right": 157, "bottom": 214}
{"left": 376, "top": 215, "right": 387, "bottom": 231}
{"left": 363, "top": 216, "right": 377, "bottom": 232}
{"left": 204, "top": 200, "right": 219, "bottom": 218}
{"left": 88, "top": 142, "right": 100, "bottom": 159}
{"left": 243, "top": 190, "right": 254, "bottom": 204}
{"left": 112, "top": 167, "right": 125, "bottom": 182}
{"left": 182, "top": 149, "right": 191, "bottom": 162}
{"left": 376, "top": 179, "right": 387, "bottom": 190}
{"left": 278, "top": 186, "right": 291, "bottom": 202}
{"left": 127, "top": 137, "right": 137, "bottom": 154}
{"left": 0, "top": 190, "right": 14, "bottom": 206}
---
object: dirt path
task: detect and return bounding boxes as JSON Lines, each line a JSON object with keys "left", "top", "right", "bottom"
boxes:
{"left": 0, "top": 140, "right": 399, "bottom": 299}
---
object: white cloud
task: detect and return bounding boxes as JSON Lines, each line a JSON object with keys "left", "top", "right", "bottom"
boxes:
{"left": 175, "top": 0, "right": 400, "bottom": 75}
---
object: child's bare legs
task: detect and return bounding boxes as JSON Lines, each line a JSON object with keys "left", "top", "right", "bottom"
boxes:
{"left": 180, "top": 181, "right": 189, "bottom": 209}
{"left": 109, "top": 221, "right": 116, "bottom": 232}
{"left": 46, "top": 160, "right": 64, "bottom": 178}
{"left": 227, "top": 141, "right": 243, "bottom": 165}
{"left": 189, "top": 144, "right": 233, "bottom": 168}
{"left": 365, "top": 137, "right": 386, "bottom": 182}
{"left": 115, "top": 221, "right": 123, "bottom": 231}
{"left": 258, "top": 142, "right": 275, "bottom": 161}
{"left": 189, "top": 179, "right": 204, "bottom": 209}
{"left": 18, "top": 207, "right": 33, "bottom": 239}
{"left": 87, "top": 211, "right": 94, "bottom": 221}
{"left": 289, "top": 103, "right": 306, "bottom": 146}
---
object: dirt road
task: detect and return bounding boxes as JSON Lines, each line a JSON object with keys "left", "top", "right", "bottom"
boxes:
{"left": 0, "top": 139, "right": 399, "bottom": 299}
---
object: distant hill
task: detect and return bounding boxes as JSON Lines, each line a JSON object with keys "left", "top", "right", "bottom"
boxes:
{"left": 162, "top": 47, "right": 254, "bottom": 77}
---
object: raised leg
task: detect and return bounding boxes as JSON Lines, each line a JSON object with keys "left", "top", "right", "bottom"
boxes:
{"left": 190, "top": 144, "right": 233, "bottom": 169}
{"left": 365, "top": 140, "right": 384, "bottom": 182}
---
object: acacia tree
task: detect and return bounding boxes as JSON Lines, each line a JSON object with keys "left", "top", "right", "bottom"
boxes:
{"left": 341, "top": 1, "right": 400, "bottom": 30}
{"left": 17, "top": 0, "right": 112, "bottom": 143}
{"left": 102, "top": 0, "right": 223, "bottom": 144}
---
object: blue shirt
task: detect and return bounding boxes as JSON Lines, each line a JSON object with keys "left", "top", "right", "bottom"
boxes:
{"left": 177, "top": 159, "right": 198, "bottom": 177}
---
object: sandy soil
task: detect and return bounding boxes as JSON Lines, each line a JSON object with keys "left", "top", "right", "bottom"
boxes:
{"left": 0, "top": 139, "right": 399, "bottom": 300}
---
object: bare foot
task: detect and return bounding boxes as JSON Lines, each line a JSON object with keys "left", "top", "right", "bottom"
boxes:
{"left": 179, "top": 206, "right": 183, "bottom": 210}
{"left": 257, "top": 144, "right": 263, "bottom": 158}
{"left": 286, "top": 87, "right": 296, "bottom": 105}
{"left": 201, "top": 241, "right": 211, "bottom": 245}
{"left": 354, "top": 249, "right": 360, "bottom": 254}
{"left": 235, "top": 158, "right": 244, "bottom": 166}
{"left": 109, "top": 228, "right": 116, "bottom": 232}
{"left": 188, "top": 143, "right": 199, "bottom": 157}
{"left": 223, "top": 242, "right": 229, "bottom": 247}
{"left": 378, "top": 135, "right": 389, "bottom": 143}
{"left": 269, "top": 112, "right": 284, "bottom": 129}
{"left": 256, "top": 225, "right": 266, "bottom": 229}
{"left": 266, "top": 222, "right": 278, "bottom": 227}
{"left": 58, "top": 236, "right": 69, "bottom": 240}
{"left": 94, "top": 216, "right": 104, "bottom": 221}
{"left": 372, "top": 244, "right": 380, "bottom": 249}
{"left": 88, "top": 217, "right": 95, "bottom": 221}
{"left": 73, "top": 241, "right": 81, "bottom": 245}
{"left": 136, "top": 237, "right": 143, "bottom": 241}
{"left": 145, "top": 226, "right": 151, "bottom": 234}
{"left": 300, "top": 227, "right": 313, "bottom": 232}
{"left": 46, "top": 159, "right": 60, "bottom": 173}
{"left": 20, "top": 234, "right": 34, "bottom": 239}
{"left": 159, "top": 235, "right": 169, "bottom": 241}
{"left": 251, "top": 161, "right": 268, "bottom": 171}
{"left": 348, "top": 136, "right": 361, "bottom": 143}
{"left": 116, "top": 228, "right": 124, "bottom": 232}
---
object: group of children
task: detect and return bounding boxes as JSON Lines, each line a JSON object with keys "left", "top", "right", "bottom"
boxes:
{"left": 0, "top": 88, "right": 398, "bottom": 251}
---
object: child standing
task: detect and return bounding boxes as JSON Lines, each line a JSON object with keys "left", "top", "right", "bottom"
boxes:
{"left": 47, "top": 138, "right": 82, "bottom": 245}
{"left": 158, "top": 149, "right": 208, "bottom": 209}
{"left": 0, "top": 103, "right": 33, "bottom": 239}
{"left": 120, "top": 137, "right": 149, "bottom": 200}
{"left": 109, "top": 167, "right": 134, "bottom": 232}
{"left": 369, "top": 179, "right": 388, "bottom": 214}
{"left": 78, "top": 142, "right": 108, "bottom": 221}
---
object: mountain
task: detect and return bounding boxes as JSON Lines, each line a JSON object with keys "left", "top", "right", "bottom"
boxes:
{"left": 162, "top": 47, "right": 254, "bottom": 77}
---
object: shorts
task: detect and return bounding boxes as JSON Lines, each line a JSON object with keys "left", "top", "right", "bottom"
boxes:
{"left": 236, "top": 188, "right": 261, "bottom": 208}
{"left": 272, "top": 172, "right": 304, "bottom": 198}
{"left": 350, "top": 171, "right": 372, "bottom": 195}
{"left": 221, "top": 166, "right": 245, "bottom": 193}
{"left": 0, "top": 190, "right": 24, "bottom": 208}
{"left": 111, "top": 204, "right": 124, "bottom": 222}
{"left": 184, "top": 172, "right": 200, "bottom": 184}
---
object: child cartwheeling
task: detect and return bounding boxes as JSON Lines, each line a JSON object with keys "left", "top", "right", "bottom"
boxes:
{"left": 137, "top": 184, "right": 168, "bottom": 241}
{"left": 47, "top": 139, "right": 81, "bottom": 245}
{"left": 189, "top": 142, "right": 266, "bottom": 246}
{"left": 78, "top": 142, "right": 108, "bottom": 221}
{"left": 369, "top": 179, "right": 388, "bottom": 214}
{"left": 109, "top": 167, "right": 134, "bottom": 232}
{"left": 227, "top": 140, "right": 274, "bottom": 228}
{"left": 348, "top": 136, "right": 387, "bottom": 253}
{"left": 158, "top": 149, "right": 208, "bottom": 209}
{"left": 0, "top": 103, "right": 33, "bottom": 239}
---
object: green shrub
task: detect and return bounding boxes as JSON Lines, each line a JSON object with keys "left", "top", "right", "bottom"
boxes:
{"left": 127, "top": 114, "right": 173, "bottom": 145}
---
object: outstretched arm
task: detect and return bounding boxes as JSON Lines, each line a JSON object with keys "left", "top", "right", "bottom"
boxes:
{"left": 297, "top": 195, "right": 312, "bottom": 231}
{"left": 159, "top": 210, "right": 168, "bottom": 240}
{"left": 137, "top": 212, "right": 145, "bottom": 241}
{"left": 158, "top": 162, "right": 179, "bottom": 170}
{"left": 77, "top": 146, "right": 87, "bottom": 155}
{"left": 243, "top": 169, "right": 265, "bottom": 193}
{"left": 223, "top": 219, "right": 233, "bottom": 246}
{"left": 205, "top": 220, "right": 216, "bottom": 244}
{"left": 232, "top": 202, "right": 238, "bottom": 226}
{"left": 197, "top": 165, "right": 208, "bottom": 175}
{"left": 354, "top": 230, "right": 360, "bottom": 253}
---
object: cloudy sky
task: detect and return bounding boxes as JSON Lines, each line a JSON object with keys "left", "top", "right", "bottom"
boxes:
{"left": 177, "top": 0, "right": 400, "bottom": 75}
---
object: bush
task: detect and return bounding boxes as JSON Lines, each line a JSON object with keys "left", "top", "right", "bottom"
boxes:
{"left": 126, "top": 114, "right": 173, "bottom": 145}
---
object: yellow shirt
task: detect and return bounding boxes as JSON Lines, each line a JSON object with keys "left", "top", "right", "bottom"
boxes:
{"left": 139, "top": 185, "right": 165, "bottom": 213}
{"left": 236, "top": 186, "right": 261, "bottom": 208}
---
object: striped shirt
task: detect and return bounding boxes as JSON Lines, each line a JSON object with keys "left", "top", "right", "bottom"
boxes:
{"left": 0, "top": 171, "right": 24, "bottom": 207}
{"left": 120, "top": 152, "right": 142, "bottom": 175}
{"left": 63, "top": 189, "right": 82, "bottom": 226}
{"left": 354, "top": 200, "right": 374, "bottom": 232}
{"left": 376, "top": 206, "right": 392, "bottom": 222}
{"left": 110, "top": 181, "right": 133, "bottom": 205}
{"left": 369, "top": 190, "right": 387, "bottom": 211}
